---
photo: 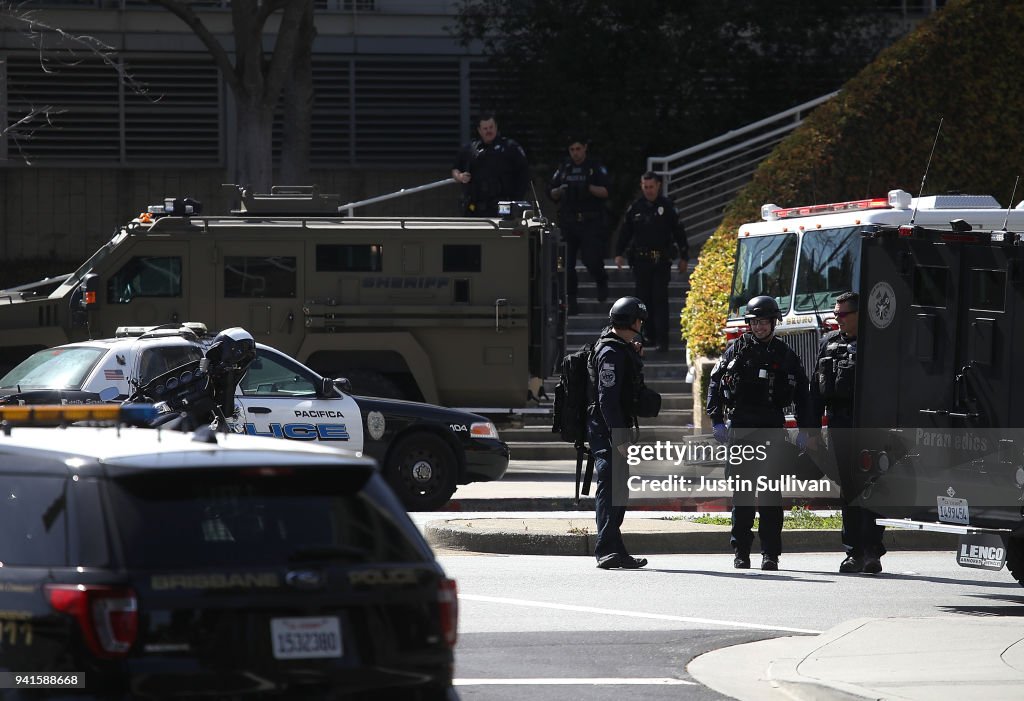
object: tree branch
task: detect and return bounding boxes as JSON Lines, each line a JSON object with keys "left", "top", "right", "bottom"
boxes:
{"left": 145, "top": 0, "right": 240, "bottom": 95}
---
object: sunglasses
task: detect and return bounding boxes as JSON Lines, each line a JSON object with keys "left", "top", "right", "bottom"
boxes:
{"left": 834, "top": 310, "right": 857, "bottom": 319}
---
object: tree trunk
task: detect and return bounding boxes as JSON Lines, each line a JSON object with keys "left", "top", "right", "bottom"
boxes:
{"left": 280, "top": 0, "right": 315, "bottom": 186}
{"left": 235, "top": 100, "right": 275, "bottom": 191}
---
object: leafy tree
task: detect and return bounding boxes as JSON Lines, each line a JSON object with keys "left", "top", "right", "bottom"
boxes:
{"left": 452, "top": 0, "right": 901, "bottom": 218}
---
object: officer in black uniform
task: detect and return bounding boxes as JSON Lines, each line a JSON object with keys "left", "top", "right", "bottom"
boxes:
{"left": 548, "top": 136, "right": 611, "bottom": 314}
{"left": 589, "top": 296, "right": 649, "bottom": 570}
{"left": 809, "top": 291, "right": 886, "bottom": 574}
{"left": 706, "top": 295, "right": 812, "bottom": 570}
{"left": 614, "top": 172, "right": 689, "bottom": 352}
{"left": 451, "top": 112, "right": 530, "bottom": 217}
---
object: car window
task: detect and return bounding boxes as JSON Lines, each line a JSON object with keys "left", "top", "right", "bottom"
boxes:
{"left": 0, "top": 473, "right": 69, "bottom": 566}
{"left": 106, "top": 470, "right": 426, "bottom": 568}
{"left": 239, "top": 351, "right": 317, "bottom": 397}
{"left": 0, "top": 347, "right": 107, "bottom": 390}
{"left": 137, "top": 346, "right": 204, "bottom": 385}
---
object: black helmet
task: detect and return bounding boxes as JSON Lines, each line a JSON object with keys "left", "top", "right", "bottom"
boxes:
{"left": 609, "top": 296, "right": 648, "bottom": 328}
{"left": 744, "top": 295, "right": 782, "bottom": 322}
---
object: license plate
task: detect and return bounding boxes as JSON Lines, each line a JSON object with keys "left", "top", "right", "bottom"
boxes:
{"left": 937, "top": 496, "right": 969, "bottom": 525}
{"left": 271, "top": 617, "right": 342, "bottom": 660}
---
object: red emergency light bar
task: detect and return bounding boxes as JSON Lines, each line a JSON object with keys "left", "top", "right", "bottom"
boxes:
{"left": 773, "top": 197, "right": 891, "bottom": 220}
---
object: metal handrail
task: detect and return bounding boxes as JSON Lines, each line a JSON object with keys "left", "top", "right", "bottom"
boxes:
{"left": 647, "top": 92, "right": 838, "bottom": 247}
{"left": 338, "top": 177, "right": 457, "bottom": 216}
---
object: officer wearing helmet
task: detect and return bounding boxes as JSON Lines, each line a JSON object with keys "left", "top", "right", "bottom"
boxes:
{"left": 706, "top": 295, "right": 813, "bottom": 571}
{"left": 589, "top": 296, "right": 650, "bottom": 569}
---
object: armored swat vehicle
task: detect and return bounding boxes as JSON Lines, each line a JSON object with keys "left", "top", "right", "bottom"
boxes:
{"left": 850, "top": 216, "right": 1024, "bottom": 586}
{"left": 0, "top": 186, "right": 565, "bottom": 409}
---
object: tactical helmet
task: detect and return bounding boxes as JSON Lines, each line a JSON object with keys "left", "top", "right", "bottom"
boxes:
{"left": 609, "top": 296, "right": 649, "bottom": 328}
{"left": 744, "top": 295, "right": 782, "bottom": 322}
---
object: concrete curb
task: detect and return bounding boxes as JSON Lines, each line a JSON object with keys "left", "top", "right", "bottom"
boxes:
{"left": 425, "top": 519, "right": 959, "bottom": 556}
{"left": 441, "top": 495, "right": 843, "bottom": 513}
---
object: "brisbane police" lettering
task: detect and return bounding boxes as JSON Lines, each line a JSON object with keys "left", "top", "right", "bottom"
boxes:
{"left": 361, "top": 277, "right": 450, "bottom": 289}
{"left": 244, "top": 423, "right": 350, "bottom": 441}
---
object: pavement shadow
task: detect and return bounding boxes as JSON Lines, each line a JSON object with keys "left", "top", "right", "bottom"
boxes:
{"left": 936, "top": 592, "right": 1024, "bottom": 616}
{"left": 646, "top": 568, "right": 828, "bottom": 583}
{"left": 799, "top": 569, "right": 1024, "bottom": 588}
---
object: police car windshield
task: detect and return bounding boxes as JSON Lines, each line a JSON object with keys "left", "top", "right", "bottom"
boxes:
{"left": 0, "top": 347, "right": 106, "bottom": 390}
{"left": 794, "top": 226, "right": 862, "bottom": 313}
{"left": 730, "top": 233, "right": 797, "bottom": 318}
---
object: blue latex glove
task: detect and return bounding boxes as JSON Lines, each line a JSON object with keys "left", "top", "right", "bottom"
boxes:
{"left": 796, "top": 430, "right": 809, "bottom": 452}
{"left": 713, "top": 423, "right": 728, "bottom": 444}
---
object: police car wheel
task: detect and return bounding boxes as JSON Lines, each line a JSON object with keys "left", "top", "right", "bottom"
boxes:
{"left": 1007, "top": 536, "right": 1024, "bottom": 587}
{"left": 385, "top": 433, "right": 458, "bottom": 511}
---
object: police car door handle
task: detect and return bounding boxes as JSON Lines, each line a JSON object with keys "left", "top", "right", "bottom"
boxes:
{"left": 248, "top": 406, "right": 272, "bottom": 414}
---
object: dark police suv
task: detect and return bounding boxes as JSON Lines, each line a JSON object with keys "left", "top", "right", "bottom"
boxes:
{"left": 0, "top": 407, "right": 459, "bottom": 700}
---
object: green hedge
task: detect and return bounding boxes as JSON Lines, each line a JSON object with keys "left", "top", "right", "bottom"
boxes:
{"left": 682, "top": 0, "right": 1024, "bottom": 358}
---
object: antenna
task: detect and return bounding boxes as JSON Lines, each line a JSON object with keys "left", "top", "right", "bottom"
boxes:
{"left": 909, "top": 117, "right": 944, "bottom": 226}
{"left": 1001, "top": 175, "right": 1020, "bottom": 231}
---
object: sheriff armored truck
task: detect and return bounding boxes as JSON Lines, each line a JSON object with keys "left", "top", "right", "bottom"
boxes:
{"left": 0, "top": 185, "right": 565, "bottom": 410}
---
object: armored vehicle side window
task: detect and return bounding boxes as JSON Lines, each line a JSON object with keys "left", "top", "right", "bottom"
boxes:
{"left": 0, "top": 474, "right": 69, "bottom": 566}
{"left": 443, "top": 244, "right": 482, "bottom": 273}
{"left": 0, "top": 346, "right": 105, "bottom": 390}
{"left": 913, "top": 266, "right": 949, "bottom": 307}
{"left": 106, "top": 470, "right": 427, "bottom": 568}
{"left": 107, "top": 256, "right": 182, "bottom": 304}
{"left": 970, "top": 269, "right": 1006, "bottom": 312}
{"left": 224, "top": 256, "right": 297, "bottom": 298}
{"left": 316, "top": 244, "right": 383, "bottom": 272}
{"left": 239, "top": 350, "right": 316, "bottom": 396}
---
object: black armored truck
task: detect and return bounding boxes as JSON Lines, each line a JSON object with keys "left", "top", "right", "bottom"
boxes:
{"left": 849, "top": 217, "right": 1024, "bottom": 586}
{"left": 0, "top": 185, "right": 565, "bottom": 410}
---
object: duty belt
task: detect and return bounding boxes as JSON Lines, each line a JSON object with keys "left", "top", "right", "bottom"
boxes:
{"left": 632, "top": 247, "right": 668, "bottom": 261}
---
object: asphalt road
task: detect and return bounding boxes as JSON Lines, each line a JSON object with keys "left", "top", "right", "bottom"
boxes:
{"left": 439, "top": 550, "right": 1024, "bottom": 700}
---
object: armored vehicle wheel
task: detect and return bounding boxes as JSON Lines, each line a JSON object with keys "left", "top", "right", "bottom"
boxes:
{"left": 1007, "top": 536, "right": 1024, "bottom": 587}
{"left": 385, "top": 433, "right": 458, "bottom": 511}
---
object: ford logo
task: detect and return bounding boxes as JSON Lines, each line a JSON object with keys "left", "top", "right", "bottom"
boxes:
{"left": 286, "top": 570, "right": 325, "bottom": 590}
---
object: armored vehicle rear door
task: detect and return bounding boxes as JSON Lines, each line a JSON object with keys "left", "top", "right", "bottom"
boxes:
{"left": 96, "top": 240, "right": 191, "bottom": 333}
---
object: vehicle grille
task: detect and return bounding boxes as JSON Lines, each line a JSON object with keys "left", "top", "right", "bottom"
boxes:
{"left": 779, "top": 329, "right": 821, "bottom": 379}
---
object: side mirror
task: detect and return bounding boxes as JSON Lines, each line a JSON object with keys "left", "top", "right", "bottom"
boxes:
{"left": 334, "top": 377, "right": 353, "bottom": 394}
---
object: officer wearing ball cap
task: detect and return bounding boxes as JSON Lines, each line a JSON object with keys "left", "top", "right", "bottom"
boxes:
{"left": 706, "top": 294, "right": 813, "bottom": 571}
{"left": 589, "top": 296, "right": 649, "bottom": 570}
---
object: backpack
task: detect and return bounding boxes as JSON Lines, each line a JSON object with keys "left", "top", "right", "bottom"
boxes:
{"left": 551, "top": 343, "right": 596, "bottom": 503}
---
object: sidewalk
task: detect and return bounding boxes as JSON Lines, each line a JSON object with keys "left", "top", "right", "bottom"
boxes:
{"left": 688, "top": 616, "right": 1024, "bottom": 701}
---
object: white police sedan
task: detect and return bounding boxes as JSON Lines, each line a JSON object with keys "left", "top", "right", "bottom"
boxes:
{"left": 0, "top": 325, "right": 508, "bottom": 510}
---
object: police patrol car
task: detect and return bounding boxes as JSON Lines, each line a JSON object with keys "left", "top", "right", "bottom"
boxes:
{"left": 0, "top": 324, "right": 509, "bottom": 511}
{"left": 0, "top": 404, "right": 459, "bottom": 699}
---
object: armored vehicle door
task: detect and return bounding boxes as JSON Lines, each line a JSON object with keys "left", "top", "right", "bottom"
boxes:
{"left": 214, "top": 242, "right": 302, "bottom": 343}
{"left": 95, "top": 241, "right": 191, "bottom": 333}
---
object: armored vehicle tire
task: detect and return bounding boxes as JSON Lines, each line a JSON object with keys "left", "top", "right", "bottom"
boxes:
{"left": 1008, "top": 536, "right": 1024, "bottom": 587}
{"left": 342, "top": 369, "right": 405, "bottom": 400}
{"left": 385, "top": 433, "right": 458, "bottom": 511}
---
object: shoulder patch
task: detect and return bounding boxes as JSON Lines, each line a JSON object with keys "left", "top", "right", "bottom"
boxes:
{"left": 599, "top": 365, "right": 616, "bottom": 388}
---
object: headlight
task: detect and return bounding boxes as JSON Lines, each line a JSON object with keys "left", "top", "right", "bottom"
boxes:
{"left": 469, "top": 422, "right": 499, "bottom": 440}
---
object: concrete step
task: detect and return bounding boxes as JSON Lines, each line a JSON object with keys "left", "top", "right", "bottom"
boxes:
{"left": 504, "top": 420, "right": 692, "bottom": 443}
